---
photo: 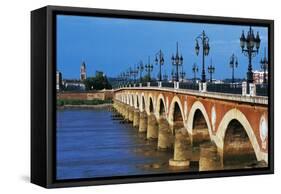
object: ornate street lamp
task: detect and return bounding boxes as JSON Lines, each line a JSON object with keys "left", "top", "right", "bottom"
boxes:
{"left": 118, "top": 73, "right": 124, "bottom": 87}
{"left": 240, "top": 26, "right": 261, "bottom": 91}
{"left": 121, "top": 71, "right": 128, "bottom": 86}
{"left": 192, "top": 63, "right": 198, "bottom": 83}
{"left": 195, "top": 30, "right": 210, "bottom": 83}
{"left": 137, "top": 60, "right": 144, "bottom": 83}
{"left": 145, "top": 56, "right": 153, "bottom": 82}
{"left": 260, "top": 47, "right": 268, "bottom": 84}
{"left": 120, "top": 73, "right": 125, "bottom": 85}
{"left": 155, "top": 50, "right": 164, "bottom": 81}
{"left": 229, "top": 53, "right": 239, "bottom": 84}
{"left": 126, "top": 69, "right": 131, "bottom": 85}
{"left": 171, "top": 42, "right": 183, "bottom": 82}
{"left": 207, "top": 58, "right": 215, "bottom": 83}
{"left": 130, "top": 66, "right": 138, "bottom": 84}
{"left": 180, "top": 64, "right": 186, "bottom": 82}
{"left": 171, "top": 69, "right": 176, "bottom": 82}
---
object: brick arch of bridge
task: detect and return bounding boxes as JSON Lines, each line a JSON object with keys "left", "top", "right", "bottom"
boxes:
{"left": 145, "top": 93, "right": 155, "bottom": 115}
{"left": 133, "top": 92, "right": 139, "bottom": 109}
{"left": 186, "top": 100, "right": 213, "bottom": 140}
{"left": 139, "top": 92, "right": 146, "bottom": 112}
{"left": 215, "top": 108, "right": 267, "bottom": 163}
{"left": 131, "top": 94, "right": 135, "bottom": 107}
{"left": 167, "top": 95, "right": 185, "bottom": 126}
{"left": 126, "top": 93, "right": 130, "bottom": 105}
{"left": 155, "top": 93, "right": 167, "bottom": 119}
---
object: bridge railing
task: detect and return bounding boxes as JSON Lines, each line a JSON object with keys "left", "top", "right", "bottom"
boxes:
{"left": 206, "top": 83, "right": 242, "bottom": 95}
{"left": 150, "top": 81, "right": 158, "bottom": 87}
{"left": 256, "top": 84, "right": 268, "bottom": 96}
{"left": 115, "top": 81, "right": 268, "bottom": 97}
{"left": 161, "top": 82, "right": 174, "bottom": 88}
{"left": 179, "top": 82, "right": 199, "bottom": 90}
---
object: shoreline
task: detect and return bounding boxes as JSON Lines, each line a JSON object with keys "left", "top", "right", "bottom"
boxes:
{"left": 57, "top": 103, "right": 113, "bottom": 109}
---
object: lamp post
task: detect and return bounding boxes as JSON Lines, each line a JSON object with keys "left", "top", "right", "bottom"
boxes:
{"left": 240, "top": 26, "right": 261, "bottom": 92}
{"left": 192, "top": 63, "right": 198, "bottom": 83}
{"left": 119, "top": 73, "right": 124, "bottom": 87}
{"left": 260, "top": 47, "right": 268, "bottom": 84}
{"left": 171, "top": 42, "right": 183, "bottom": 82}
{"left": 155, "top": 50, "right": 164, "bottom": 81}
{"left": 180, "top": 65, "right": 186, "bottom": 82}
{"left": 207, "top": 58, "right": 215, "bottom": 83}
{"left": 120, "top": 73, "right": 125, "bottom": 85}
{"left": 130, "top": 66, "right": 138, "bottom": 84}
{"left": 126, "top": 69, "right": 131, "bottom": 85}
{"left": 122, "top": 70, "right": 127, "bottom": 85}
{"left": 229, "top": 53, "right": 239, "bottom": 84}
{"left": 171, "top": 69, "right": 176, "bottom": 82}
{"left": 137, "top": 60, "right": 144, "bottom": 83}
{"left": 195, "top": 30, "right": 210, "bottom": 83}
{"left": 145, "top": 56, "right": 153, "bottom": 82}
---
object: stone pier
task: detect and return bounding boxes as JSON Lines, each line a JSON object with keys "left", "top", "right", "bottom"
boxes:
{"left": 128, "top": 107, "right": 134, "bottom": 122}
{"left": 199, "top": 142, "right": 221, "bottom": 171}
{"left": 124, "top": 105, "right": 129, "bottom": 121}
{"left": 169, "top": 128, "right": 191, "bottom": 167}
{"left": 170, "top": 121, "right": 184, "bottom": 135}
{"left": 133, "top": 109, "right": 140, "bottom": 127}
{"left": 157, "top": 117, "right": 173, "bottom": 150}
{"left": 139, "top": 111, "right": 148, "bottom": 133}
{"left": 147, "top": 113, "right": 158, "bottom": 140}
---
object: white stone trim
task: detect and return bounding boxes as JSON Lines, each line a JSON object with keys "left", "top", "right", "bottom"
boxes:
{"left": 186, "top": 101, "right": 213, "bottom": 140}
{"left": 168, "top": 96, "right": 185, "bottom": 125}
{"left": 155, "top": 93, "right": 166, "bottom": 119}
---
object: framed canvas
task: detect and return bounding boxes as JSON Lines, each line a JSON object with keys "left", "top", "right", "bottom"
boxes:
{"left": 31, "top": 5, "right": 274, "bottom": 188}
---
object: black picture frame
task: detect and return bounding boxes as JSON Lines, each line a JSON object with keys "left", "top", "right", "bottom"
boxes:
{"left": 31, "top": 5, "right": 274, "bottom": 188}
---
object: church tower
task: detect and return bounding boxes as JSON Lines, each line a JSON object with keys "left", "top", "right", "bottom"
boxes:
{"left": 80, "top": 61, "right": 87, "bottom": 81}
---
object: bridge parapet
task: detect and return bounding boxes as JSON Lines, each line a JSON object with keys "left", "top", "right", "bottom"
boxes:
{"left": 114, "top": 87, "right": 268, "bottom": 105}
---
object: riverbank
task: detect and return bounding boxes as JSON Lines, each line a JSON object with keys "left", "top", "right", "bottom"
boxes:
{"left": 57, "top": 103, "right": 112, "bottom": 109}
{"left": 57, "top": 99, "right": 113, "bottom": 109}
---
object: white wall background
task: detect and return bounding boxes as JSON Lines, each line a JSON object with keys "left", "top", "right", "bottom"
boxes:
{"left": 0, "top": 0, "right": 278, "bottom": 193}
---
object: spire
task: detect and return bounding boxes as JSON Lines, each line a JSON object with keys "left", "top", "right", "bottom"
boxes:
{"left": 80, "top": 61, "right": 87, "bottom": 81}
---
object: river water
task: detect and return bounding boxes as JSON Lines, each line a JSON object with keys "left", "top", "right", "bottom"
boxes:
{"left": 56, "top": 107, "right": 266, "bottom": 180}
{"left": 56, "top": 108, "right": 197, "bottom": 180}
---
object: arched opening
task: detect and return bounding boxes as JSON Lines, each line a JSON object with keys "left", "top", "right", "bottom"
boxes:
{"left": 136, "top": 96, "right": 139, "bottom": 108}
{"left": 192, "top": 109, "right": 210, "bottom": 146}
{"left": 149, "top": 98, "right": 154, "bottom": 113}
{"left": 173, "top": 102, "right": 183, "bottom": 122}
{"left": 170, "top": 101, "right": 184, "bottom": 133}
{"left": 223, "top": 119, "right": 257, "bottom": 168}
{"left": 159, "top": 99, "right": 165, "bottom": 116}
{"left": 142, "top": 96, "right": 145, "bottom": 111}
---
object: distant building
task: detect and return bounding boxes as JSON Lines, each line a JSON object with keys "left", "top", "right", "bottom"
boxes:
{"left": 63, "top": 79, "right": 85, "bottom": 91}
{"left": 80, "top": 61, "right": 87, "bottom": 81}
{"left": 253, "top": 70, "right": 268, "bottom": 84}
{"left": 56, "top": 71, "right": 62, "bottom": 91}
{"left": 213, "top": 79, "right": 224, "bottom": 84}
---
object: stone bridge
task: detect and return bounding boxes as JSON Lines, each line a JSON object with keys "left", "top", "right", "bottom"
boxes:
{"left": 113, "top": 87, "right": 268, "bottom": 170}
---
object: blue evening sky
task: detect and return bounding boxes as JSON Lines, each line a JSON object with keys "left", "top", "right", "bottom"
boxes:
{"left": 56, "top": 15, "right": 268, "bottom": 80}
